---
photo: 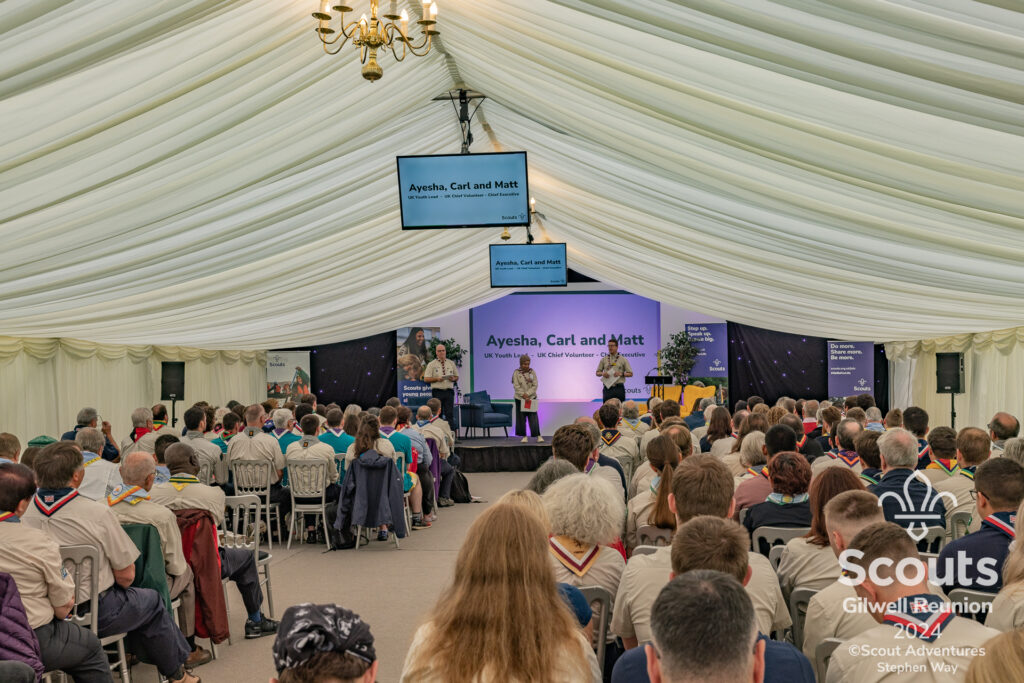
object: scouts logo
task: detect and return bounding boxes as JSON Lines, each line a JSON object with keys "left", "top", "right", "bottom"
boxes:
{"left": 877, "top": 470, "right": 958, "bottom": 542}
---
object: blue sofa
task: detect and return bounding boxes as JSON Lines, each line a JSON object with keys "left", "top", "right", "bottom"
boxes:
{"left": 459, "top": 391, "right": 514, "bottom": 438}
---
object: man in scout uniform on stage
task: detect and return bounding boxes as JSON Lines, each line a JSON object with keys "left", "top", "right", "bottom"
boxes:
{"left": 423, "top": 344, "right": 458, "bottom": 431}
{"left": 109, "top": 451, "right": 209, "bottom": 667}
{"left": 825, "top": 522, "right": 998, "bottom": 682}
{"left": 596, "top": 401, "right": 639, "bottom": 481}
{"left": 596, "top": 337, "right": 632, "bottom": 403}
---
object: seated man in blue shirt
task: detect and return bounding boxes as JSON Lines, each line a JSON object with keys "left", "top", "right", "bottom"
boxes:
{"left": 612, "top": 516, "right": 814, "bottom": 683}
{"left": 869, "top": 428, "right": 946, "bottom": 535}
{"left": 937, "top": 458, "right": 1024, "bottom": 593}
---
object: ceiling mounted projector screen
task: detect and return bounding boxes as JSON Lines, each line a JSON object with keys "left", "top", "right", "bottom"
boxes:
{"left": 490, "top": 243, "right": 567, "bottom": 287}
{"left": 396, "top": 151, "right": 530, "bottom": 229}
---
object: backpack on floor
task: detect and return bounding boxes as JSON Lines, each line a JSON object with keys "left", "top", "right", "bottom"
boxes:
{"left": 450, "top": 470, "right": 472, "bottom": 504}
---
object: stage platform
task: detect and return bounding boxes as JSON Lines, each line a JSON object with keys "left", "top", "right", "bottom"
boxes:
{"left": 455, "top": 437, "right": 551, "bottom": 473}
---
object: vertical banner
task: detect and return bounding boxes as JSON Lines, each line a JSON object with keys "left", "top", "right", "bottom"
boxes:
{"left": 827, "top": 341, "right": 875, "bottom": 397}
{"left": 267, "top": 351, "right": 312, "bottom": 402}
{"left": 685, "top": 323, "right": 729, "bottom": 379}
{"left": 397, "top": 326, "right": 441, "bottom": 405}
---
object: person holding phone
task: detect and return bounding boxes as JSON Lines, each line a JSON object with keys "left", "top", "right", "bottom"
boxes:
{"left": 512, "top": 355, "right": 542, "bottom": 443}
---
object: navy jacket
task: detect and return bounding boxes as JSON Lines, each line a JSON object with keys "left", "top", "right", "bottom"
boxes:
{"left": 936, "top": 511, "right": 1015, "bottom": 593}
{"left": 869, "top": 469, "right": 946, "bottom": 529}
{"left": 611, "top": 634, "right": 814, "bottom": 683}
{"left": 684, "top": 413, "right": 705, "bottom": 431}
{"left": 61, "top": 425, "right": 120, "bottom": 462}
{"left": 335, "top": 450, "right": 407, "bottom": 538}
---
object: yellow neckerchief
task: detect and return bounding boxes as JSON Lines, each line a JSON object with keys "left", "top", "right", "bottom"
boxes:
{"left": 83, "top": 453, "right": 102, "bottom": 467}
{"left": 548, "top": 535, "right": 600, "bottom": 577}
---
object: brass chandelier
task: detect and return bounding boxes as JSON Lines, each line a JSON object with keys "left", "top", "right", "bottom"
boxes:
{"left": 312, "top": 0, "right": 439, "bottom": 81}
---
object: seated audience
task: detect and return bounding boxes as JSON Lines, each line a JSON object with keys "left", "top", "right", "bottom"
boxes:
{"left": 182, "top": 406, "right": 225, "bottom": 484}
{"left": 287, "top": 414, "right": 346, "bottom": 540}
{"left": 684, "top": 397, "right": 711, "bottom": 432}
{"left": 937, "top": 458, "right": 1024, "bottom": 593}
{"left": 811, "top": 418, "right": 863, "bottom": 477}
{"left": 825, "top": 522, "right": 998, "bottom": 682}
{"left": 744, "top": 451, "right": 813, "bottom": 554}
{"left": 699, "top": 406, "right": 734, "bottom": 456}
{"left": 802, "top": 400, "right": 819, "bottom": 436}
{"left": 852, "top": 430, "right": 882, "bottom": 486}
{"left": 729, "top": 411, "right": 769, "bottom": 457}
{"left": 989, "top": 497, "right": 1024, "bottom": 631}
{"left": 413, "top": 405, "right": 457, "bottom": 507}
{"left": 735, "top": 424, "right": 797, "bottom": 520}
{"left": 815, "top": 405, "right": 842, "bottom": 454}
{"left": 378, "top": 407, "right": 428, "bottom": 528}
{"left": 780, "top": 414, "right": 824, "bottom": 463}
{"left": 555, "top": 423, "right": 625, "bottom": 502}
{"left": 22, "top": 443, "right": 196, "bottom": 683}
{"left": 576, "top": 418, "right": 628, "bottom": 495}
{"left": 271, "top": 604, "right": 378, "bottom": 683}
{"left": 397, "top": 406, "right": 435, "bottom": 518}
{"left": 424, "top": 398, "right": 455, "bottom": 450}
{"left": 612, "top": 455, "right": 789, "bottom": 649}
{"left": 883, "top": 407, "right": 902, "bottom": 430}
{"left": 625, "top": 434, "right": 679, "bottom": 553}
{"left": 921, "top": 425, "right": 960, "bottom": 485}
{"left": 151, "top": 443, "right": 280, "bottom": 638}
{"left": 870, "top": 428, "right": 946, "bottom": 530}
{"left": 618, "top": 401, "right": 650, "bottom": 443}
{"left": 902, "top": 406, "right": 931, "bottom": 468}
{"left": 612, "top": 522, "right": 814, "bottom": 683}
{"left": 319, "top": 408, "right": 354, "bottom": 456}
{"left": 934, "top": 426, "right": 990, "bottom": 532}
{"left": 62, "top": 407, "right": 120, "bottom": 462}
{"left": 640, "top": 400, "right": 679, "bottom": 459}
{"left": 965, "top": 630, "right": 1024, "bottom": 683}
{"left": 845, "top": 407, "right": 867, "bottom": 427}
{"left": 0, "top": 462, "right": 111, "bottom": 682}
{"left": 210, "top": 411, "right": 241, "bottom": 455}
{"left": 110, "top": 452, "right": 209, "bottom": 666}
{"left": 526, "top": 458, "right": 579, "bottom": 496}
{"left": 802, "top": 490, "right": 887, "bottom": 660}
{"left": 154, "top": 433, "right": 180, "bottom": 483}
{"left": 270, "top": 408, "right": 302, "bottom": 455}
{"left": 544, "top": 473, "right": 626, "bottom": 672}
{"left": 1003, "top": 436, "right": 1024, "bottom": 466}
{"left": 988, "top": 412, "right": 1020, "bottom": 453}
{"left": 864, "top": 407, "right": 885, "bottom": 432}
{"left": 228, "top": 404, "right": 292, "bottom": 522}
{"left": 777, "top": 467, "right": 862, "bottom": 598}
{"left": 120, "top": 407, "right": 163, "bottom": 458}
{"left": 75, "top": 427, "right": 123, "bottom": 500}
{"left": 401, "top": 503, "right": 601, "bottom": 682}
{"left": 730, "top": 430, "right": 765, "bottom": 481}
{"left": 597, "top": 401, "right": 640, "bottom": 482}
{"left": 0, "top": 432, "right": 20, "bottom": 463}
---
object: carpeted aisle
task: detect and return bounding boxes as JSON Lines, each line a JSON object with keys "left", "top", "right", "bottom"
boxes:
{"left": 133, "top": 471, "right": 532, "bottom": 682}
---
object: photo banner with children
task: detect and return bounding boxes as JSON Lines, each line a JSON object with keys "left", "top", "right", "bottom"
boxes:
{"left": 396, "top": 326, "right": 442, "bottom": 405}
{"left": 266, "top": 350, "right": 312, "bottom": 402}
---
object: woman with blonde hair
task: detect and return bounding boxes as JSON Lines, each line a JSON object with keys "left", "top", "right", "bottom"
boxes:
{"left": 401, "top": 504, "right": 600, "bottom": 682}
{"left": 988, "top": 497, "right": 1024, "bottom": 631}
{"left": 965, "top": 630, "right": 1024, "bottom": 682}
{"left": 624, "top": 434, "right": 679, "bottom": 553}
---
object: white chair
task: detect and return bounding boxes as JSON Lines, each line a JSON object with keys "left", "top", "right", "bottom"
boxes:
{"left": 950, "top": 511, "right": 972, "bottom": 540}
{"left": 222, "top": 495, "right": 276, "bottom": 634}
{"left": 948, "top": 588, "right": 995, "bottom": 623}
{"left": 631, "top": 545, "right": 659, "bottom": 557}
{"left": 738, "top": 507, "right": 749, "bottom": 526}
{"left": 197, "top": 461, "right": 213, "bottom": 486}
{"left": 751, "top": 526, "right": 811, "bottom": 556}
{"left": 231, "top": 460, "right": 282, "bottom": 550}
{"left": 637, "top": 524, "right": 673, "bottom": 547}
{"left": 788, "top": 587, "right": 818, "bottom": 650}
{"left": 815, "top": 637, "right": 844, "bottom": 683}
{"left": 59, "top": 544, "right": 131, "bottom": 682}
{"left": 286, "top": 459, "right": 332, "bottom": 550}
{"left": 579, "top": 585, "right": 613, "bottom": 678}
{"left": 919, "top": 525, "right": 947, "bottom": 554}
{"left": 768, "top": 544, "right": 787, "bottom": 572}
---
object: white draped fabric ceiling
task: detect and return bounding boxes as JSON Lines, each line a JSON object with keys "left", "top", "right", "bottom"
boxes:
{"left": 1, "top": 0, "right": 1023, "bottom": 349}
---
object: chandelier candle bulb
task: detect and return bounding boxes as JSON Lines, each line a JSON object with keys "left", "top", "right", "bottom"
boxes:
{"left": 360, "top": 13, "right": 368, "bottom": 36}
{"left": 421, "top": 1, "right": 430, "bottom": 22}
{"left": 430, "top": 2, "right": 437, "bottom": 20}
{"left": 400, "top": 9, "right": 409, "bottom": 36}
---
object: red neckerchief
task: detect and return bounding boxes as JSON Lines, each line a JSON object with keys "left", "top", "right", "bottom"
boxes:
{"left": 131, "top": 426, "right": 151, "bottom": 443}
{"left": 796, "top": 434, "right": 807, "bottom": 449}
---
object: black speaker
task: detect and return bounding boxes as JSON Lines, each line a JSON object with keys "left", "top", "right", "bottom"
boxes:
{"left": 161, "top": 362, "right": 185, "bottom": 400}
{"left": 935, "top": 352, "right": 964, "bottom": 394}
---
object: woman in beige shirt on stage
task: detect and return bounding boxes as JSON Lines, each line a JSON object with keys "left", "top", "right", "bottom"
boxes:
{"left": 512, "top": 354, "right": 542, "bottom": 443}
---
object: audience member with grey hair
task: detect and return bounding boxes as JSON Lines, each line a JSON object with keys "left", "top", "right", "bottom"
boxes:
{"left": 646, "top": 570, "right": 764, "bottom": 683}
{"left": 272, "top": 409, "right": 294, "bottom": 431}
{"left": 525, "top": 458, "right": 578, "bottom": 495}
{"left": 75, "top": 427, "right": 123, "bottom": 501}
{"left": 343, "top": 404, "right": 361, "bottom": 418}
{"left": 618, "top": 400, "right": 651, "bottom": 443}
{"left": 1004, "top": 437, "right": 1024, "bottom": 467}
{"left": 61, "top": 406, "right": 119, "bottom": 462}
{"left": 869, "top": 428, "right": 947, "bottom": 531}
{"left": 864, "top": 406, "right": 885, "bottom": 432}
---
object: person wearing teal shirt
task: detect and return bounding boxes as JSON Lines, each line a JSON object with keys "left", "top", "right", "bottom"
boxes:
{"left": 319, "top": 409, "right": 355, "bottom": 456}
{"left": 270, "top": 409, "right": 301, "bottom": 454}
{"left": 380, "top": 406, "right": 430, "bottom": 529}
{"left": 211, "top": 413, "right": 241, "bottom": 455}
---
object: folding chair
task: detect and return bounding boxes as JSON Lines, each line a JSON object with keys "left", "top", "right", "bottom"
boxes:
{"left": 815, "top": 638, "right": 843, "bottom": 683}
{"left": 286, "top": 459, "right": 331, "bottom": 550}
{"left": 738, "top": 507, "right": 749, "bottom": 526}
{"left": 197, "top": 461, "right": 213, "bottom": 486}
{"left": 631, "top": 545, "right": 660, "bottom": 557}
{"left": 918, "top": 526, "right": 947, "bottom": 554}
{"left": 231, "top": 460, "right": 282, "bottom": 550}
{"left": 768, "top": 544, "right": 787, "bottom": 572}
{"left": 579, "top": 585, "right": 613, "bottom": 678}
{"left": 950, "top": 511, "right": 972, "bottom": 541}
{"left": 948, "top": 588, "right": 995, "bottom": 623}
{"left": 788, "top": 587, "right": 818, "bottom": 650}
{"left": 751, "top": 526, "right": 811, "bottom": 556}
{"left": 637, "top": 525, "right": 673, "bottom": 547}
{"left": 59, "top": 544, "right": 131, "bottom": 682}
{"left": 222, "top": 495, "right": 276, "bottom": 626}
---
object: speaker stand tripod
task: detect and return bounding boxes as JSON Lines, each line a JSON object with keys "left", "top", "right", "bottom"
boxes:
{"left": 950, "top": 393, "right": 956, "bottom": 431}
{"left": 169, "top": 394, "right": 178, "bottom": 428}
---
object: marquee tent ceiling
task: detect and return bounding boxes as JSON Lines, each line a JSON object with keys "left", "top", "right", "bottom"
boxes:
{"left": 1, "top": 0, "right": 1022, "bottom": 348}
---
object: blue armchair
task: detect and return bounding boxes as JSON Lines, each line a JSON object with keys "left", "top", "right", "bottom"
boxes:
{"left": 460, "top": 391, "right": 513, "bottom": 438}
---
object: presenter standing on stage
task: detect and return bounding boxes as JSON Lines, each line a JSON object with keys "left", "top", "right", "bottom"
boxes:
{"left": 424, "top": 344, "right": 458, "bottom": 431}
{"left": 512, "top": 355, "right": 543, "bottom": 444}
{"left": 596, "top": 337, "right": 633, "bottom": 402}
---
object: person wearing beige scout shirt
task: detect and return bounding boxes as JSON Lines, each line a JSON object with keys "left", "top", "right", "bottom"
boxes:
{"left": 423, "top": 344, "right": 458, "bottom": 431}
{"left": 596, "top": 337, "right": 632, "bottom": 403}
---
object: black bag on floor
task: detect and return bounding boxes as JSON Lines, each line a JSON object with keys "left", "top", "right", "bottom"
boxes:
{"left": 450, "top": 470, "right": 472, "bottom": 504}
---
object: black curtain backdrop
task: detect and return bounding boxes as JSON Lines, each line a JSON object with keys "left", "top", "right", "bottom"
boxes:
{"left": 306, "top": 332, "right": 397, "bottom": 408}
{"left": 726, "top": 322, "right": 888, "bottom": 412}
